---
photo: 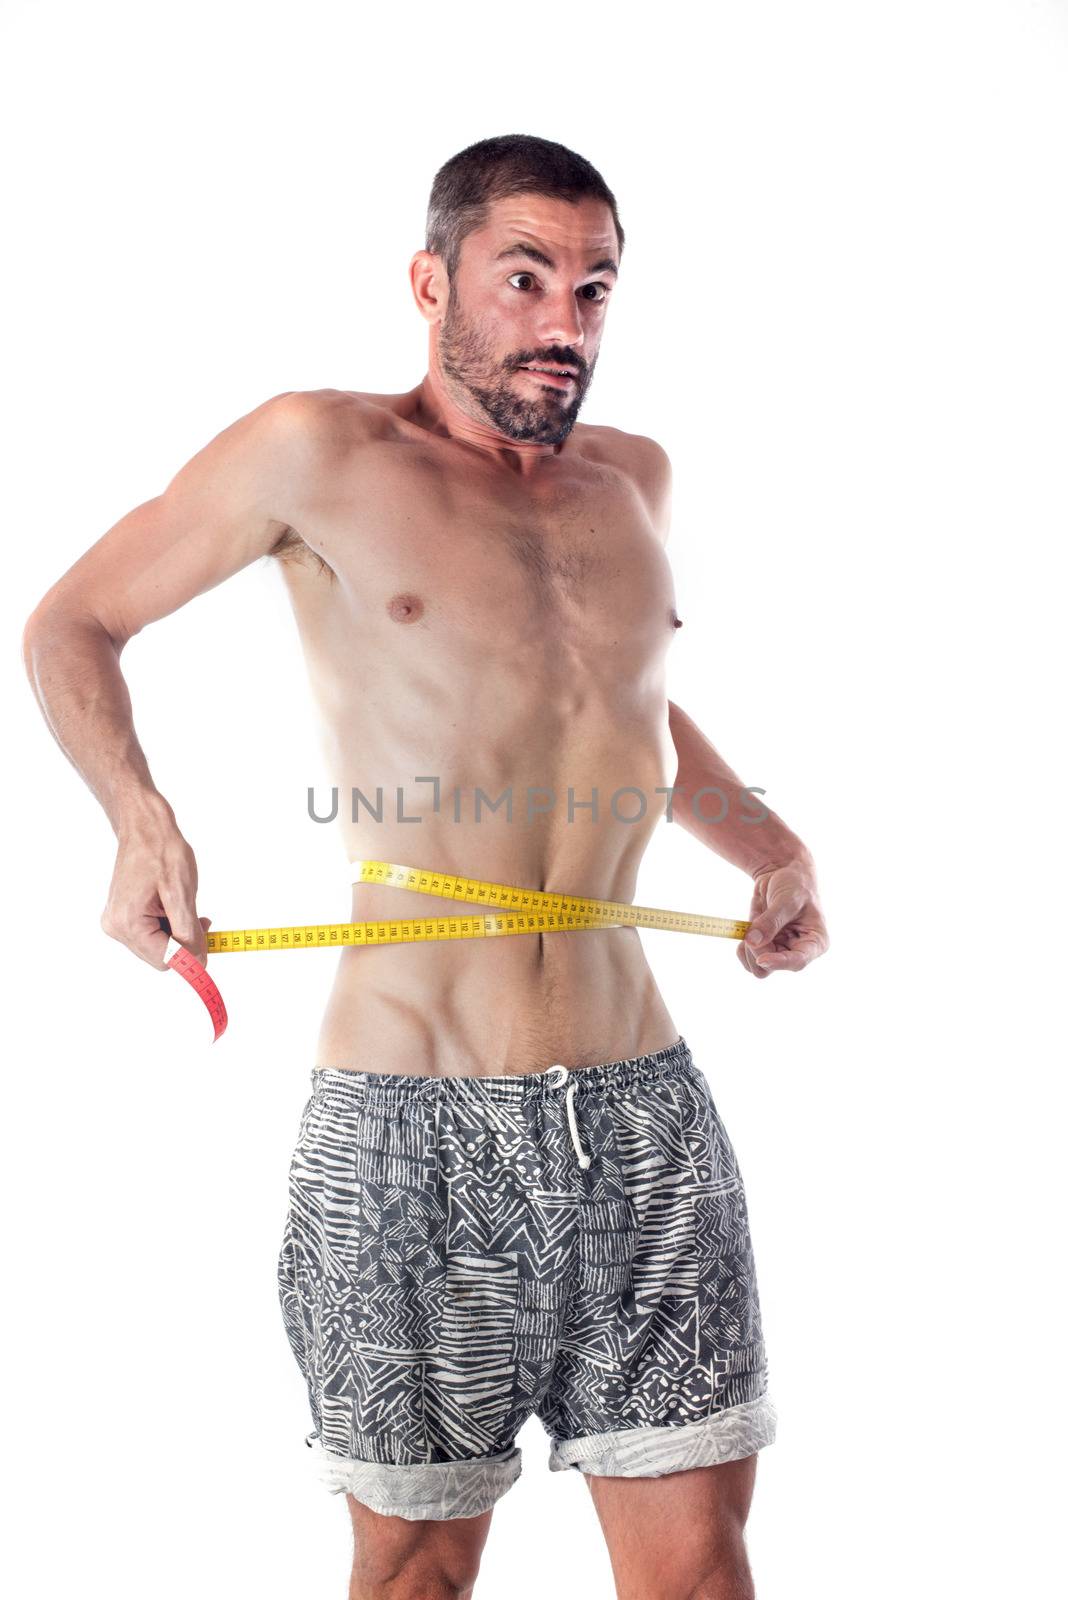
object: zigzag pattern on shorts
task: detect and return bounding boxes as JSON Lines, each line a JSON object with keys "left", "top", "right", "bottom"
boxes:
{"left": 276, "top": 1039, "right": 774, "bottom": 1504}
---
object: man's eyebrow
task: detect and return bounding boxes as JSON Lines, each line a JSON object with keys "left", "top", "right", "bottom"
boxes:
{"left": 494, "top": 242, "right": 619, "bottom": 279}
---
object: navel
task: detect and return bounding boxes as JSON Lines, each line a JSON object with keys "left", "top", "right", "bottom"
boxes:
{"left": 387, "top": 592, "right": 425, "bottom": 624}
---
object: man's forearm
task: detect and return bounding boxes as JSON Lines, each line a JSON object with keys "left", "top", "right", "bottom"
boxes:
{"left": 666, "top": 700, "right": 812, "bottom": 879}
{"left": 22, "top": 605, "right": 173, "bottom": 839}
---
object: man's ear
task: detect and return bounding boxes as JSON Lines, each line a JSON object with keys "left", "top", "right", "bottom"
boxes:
{"left": 410, "top": 250, "right": 449, "bottom": 324}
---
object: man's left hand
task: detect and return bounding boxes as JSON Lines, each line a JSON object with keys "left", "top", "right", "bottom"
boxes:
{"left": 738, "top": 860, "right": 829, "bottom": 979}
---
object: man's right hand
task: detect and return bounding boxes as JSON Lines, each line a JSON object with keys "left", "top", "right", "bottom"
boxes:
{"left": 100, "top": 801, "right": 211, "bottom": 970}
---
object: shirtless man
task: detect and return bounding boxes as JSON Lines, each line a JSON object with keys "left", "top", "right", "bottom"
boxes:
{"left": 23, "top": 135, "right": 828, "bottom": 1600}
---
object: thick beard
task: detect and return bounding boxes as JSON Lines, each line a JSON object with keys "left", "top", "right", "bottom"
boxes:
{"left": 437, "top": 285, "right": 592, "bottom": 445}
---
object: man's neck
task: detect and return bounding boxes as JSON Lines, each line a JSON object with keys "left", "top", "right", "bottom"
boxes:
{"left": 411, "top": 364, "right": 568, "bottom": 477}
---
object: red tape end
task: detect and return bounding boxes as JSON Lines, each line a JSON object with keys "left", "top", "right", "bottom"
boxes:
{"left": 165, "top": 944, "right": 228, "bottom": 1042}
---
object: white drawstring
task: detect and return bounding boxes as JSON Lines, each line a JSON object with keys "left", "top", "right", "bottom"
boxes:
{"left": 543, "top": 1063, "right": 592, "bottom": 1169}
{"left": 565, "top": 1080, "right": 592, "bottom": 1169}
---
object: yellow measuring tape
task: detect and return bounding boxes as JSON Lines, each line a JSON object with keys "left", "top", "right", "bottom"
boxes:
{"left": 202, "top": 859, "right": 751, "bottom": 953}
{"left": 161, "top": 859, "right": 751, "bottom": 1042}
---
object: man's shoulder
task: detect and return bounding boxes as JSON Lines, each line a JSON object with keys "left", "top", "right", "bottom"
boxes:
{"left": 579, "top": 420, "right": 669, "bottom": 462}
{"left": 257, "top": 387, "right": 383, "bottom": 451}
{"left": 578, "top": 424, "right": 672, "bottom": 534}
{"left": 248, "top": 390, "right": 379, "bottom": 577}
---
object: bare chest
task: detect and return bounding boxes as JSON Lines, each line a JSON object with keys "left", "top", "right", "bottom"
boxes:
{"left": 299, "top": 440, "right": 679, "bottom": 655}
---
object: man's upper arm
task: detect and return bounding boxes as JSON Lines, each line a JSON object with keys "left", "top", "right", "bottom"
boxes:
{"left": 28, "top": 390, "right": 322, "bottom": 648}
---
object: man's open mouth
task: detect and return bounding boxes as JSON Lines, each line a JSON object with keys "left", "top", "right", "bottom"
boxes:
{"left": 517, "top": 364, "right": 578, "bottom": 388}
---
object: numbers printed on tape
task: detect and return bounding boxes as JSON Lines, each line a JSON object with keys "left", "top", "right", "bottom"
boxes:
{"left": 164, "top": 936, "right": 228, "bottom": 1042}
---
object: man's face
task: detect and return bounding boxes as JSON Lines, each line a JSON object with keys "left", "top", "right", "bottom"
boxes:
{"left": 435, "top": 194, "right": 618, "bottom": 445}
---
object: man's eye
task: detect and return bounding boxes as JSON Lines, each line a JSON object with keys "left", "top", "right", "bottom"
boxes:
{"left": 506, "top": 273, "right": 610, "bottom": 303}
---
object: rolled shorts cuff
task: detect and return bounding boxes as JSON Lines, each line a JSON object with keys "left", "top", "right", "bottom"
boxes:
{"left": 546, "top": 1393, "right": 778, "bottom": 1478}
{"left": 309, "top": 1438, "right": 522, "bottom": 1520}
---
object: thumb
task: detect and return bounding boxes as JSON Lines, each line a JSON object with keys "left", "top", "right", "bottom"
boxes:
{"left": 745, "top": 883, "right": 802, "bottom": 949}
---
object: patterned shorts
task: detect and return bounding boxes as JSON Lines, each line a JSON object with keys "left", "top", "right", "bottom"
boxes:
{"left": 276, "top": 1034, "right": 776, "bottom": 1520}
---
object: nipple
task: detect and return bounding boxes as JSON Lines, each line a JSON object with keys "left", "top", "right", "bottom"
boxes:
{"left": 388, "top": 592, "right": 424, "bottom": 624}
{"left": 670, "top": 609, "right": 683, "bottom": 629}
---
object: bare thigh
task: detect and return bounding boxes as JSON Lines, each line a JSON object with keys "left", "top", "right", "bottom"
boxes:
{"left": 585, "top": 1454, "right": 759, "bottom": 1600}
{"left": 346, "top": 1495, "right": 494, "bottom": 1600}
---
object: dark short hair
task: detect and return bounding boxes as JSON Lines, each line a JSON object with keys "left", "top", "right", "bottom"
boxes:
{"left": 426, "top": 133, "right": 624, "bottom": 280}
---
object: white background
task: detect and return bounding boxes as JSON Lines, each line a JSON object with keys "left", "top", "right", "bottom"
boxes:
{"left": 3, "top": 2, "right": 1065, "bottom": 1595}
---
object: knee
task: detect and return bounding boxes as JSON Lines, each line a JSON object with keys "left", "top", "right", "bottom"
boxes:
{"left": 348, "top": 1512, "right": 485, "bottom": 1600}
{"left": 357, "top": 1574, "right": 476, "bottom": 1600}
{"left": 683, "top": 1543, "right": 755, "bottom": 1600}
{"left": 351, "top": 1554, "right": 480, "bottom": 1600}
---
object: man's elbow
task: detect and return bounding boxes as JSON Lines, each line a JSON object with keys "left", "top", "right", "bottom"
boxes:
{"left": 22, "top": 594, "right": 58, "bottom": 677}
{"left": 22, "top": 592, "right": 126, "bottom": 680}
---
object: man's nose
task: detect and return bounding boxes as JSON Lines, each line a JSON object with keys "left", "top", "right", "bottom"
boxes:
{"left": 536, "top": 287, "right": 584, "bottom": 349}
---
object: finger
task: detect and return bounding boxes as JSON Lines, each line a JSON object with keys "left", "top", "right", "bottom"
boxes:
{"left": 144, "top": 915, "right": 174, "bottom": 968}
{"left": 164, "top": 915, "right": 213, "bottom": 936}
{"left": 745, "top": 913, "right": 793, "bottom": 954}
{"left": 106, "top": 909, "right": 174, "bottom": 970}
{"left": 160, "top": 888, "right": 208, "bottom": 964}
{"left": 745, "top": 887, "right": 806, "bottom": 953}
{"left": 755, "top": 937, "right": 825, "bottom": 972}
{"left": 737, "top": 940, "right": 771, "bottom": 979}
